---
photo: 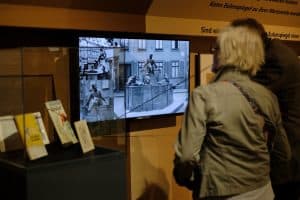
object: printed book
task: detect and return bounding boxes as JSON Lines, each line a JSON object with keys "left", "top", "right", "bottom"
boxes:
{"left": 74, "top": 120, "right": 95, "bottom": 153}
{"left": 15, "top": 113, "right": 48, "bottom": 160}
{"left": 45, "top": 100, "right": 78, "bottom": 146}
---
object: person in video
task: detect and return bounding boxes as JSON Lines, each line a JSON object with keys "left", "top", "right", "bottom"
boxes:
{"left": 85, "top": 84, "right": 106, "bottom": 112}
{"left": 126, "top": 75, "right": 137, "bottom": 86}
{"left": 98, "top": 48, "right": 107, "bottom": 61}
{"left": 174, "top": 25, "right": 291, "bottom": 200}
{"left": 144, "top": 54, "right": 157, "bottom": 75}
{"left": 231, "top": 18, "right": 300, "bottom": 200}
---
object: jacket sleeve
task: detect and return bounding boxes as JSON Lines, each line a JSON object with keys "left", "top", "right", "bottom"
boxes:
{"left": 270, "top": 100, "right": 292, "bottom": 184}
{"left": 175, "top": 89, "right": 208, "bottom": 162}
{"left": 271, "top": 117, "right": 291, "bottom": 162}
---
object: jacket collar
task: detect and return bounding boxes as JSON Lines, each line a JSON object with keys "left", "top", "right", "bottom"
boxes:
{"left": 212, "top": 65, "right": 251, "bottom": 83}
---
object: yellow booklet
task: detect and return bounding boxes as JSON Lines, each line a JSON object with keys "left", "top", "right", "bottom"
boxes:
{"left": 33, "top": 112, "right": 50, "bottom": 145}
{"left": 15, "top": 113, "right": 48, "bottom": 160}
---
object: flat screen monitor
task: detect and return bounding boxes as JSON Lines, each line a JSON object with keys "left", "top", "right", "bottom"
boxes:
{"left": 78, "top": 36, "right": 190, "bottom": 122}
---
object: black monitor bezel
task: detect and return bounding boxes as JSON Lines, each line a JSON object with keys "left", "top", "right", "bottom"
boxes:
{"left": 73, "top": 32, "right": 191, "bottom": 123}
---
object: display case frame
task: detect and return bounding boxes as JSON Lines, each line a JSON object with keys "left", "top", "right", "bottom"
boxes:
{"left": 0, "top": 47, "right": 127, "bottom": 200}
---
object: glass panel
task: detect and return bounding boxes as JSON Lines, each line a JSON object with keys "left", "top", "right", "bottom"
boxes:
{"left": 0, "top": 48, "right": 23, "bottom": 115}
{"left": 78, "top": 46, "right": 126, "bottom": 152}
{"left": 0, "top": 47, "right": 127, "bottom": 156}
{"left": 0, "top": 48, "right": 25, "bottom": 156}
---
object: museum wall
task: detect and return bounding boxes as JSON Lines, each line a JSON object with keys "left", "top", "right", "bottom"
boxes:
{"left": 147, "top": 0, "right": 300, "bottom": 40}
{"left": 1, "top": 1, "right": 300, "bottom": 200}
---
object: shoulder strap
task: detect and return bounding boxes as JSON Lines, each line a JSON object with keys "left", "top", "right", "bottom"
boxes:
{"left": 227, "top": 80, "right": 276, "bottom": 151}
{"left": 228, "top": 81, "right": 262, "bottom": 115}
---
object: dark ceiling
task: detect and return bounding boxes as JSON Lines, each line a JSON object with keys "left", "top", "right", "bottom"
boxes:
{"left": 0, "top": 0, "right": 153, "bottom": 14}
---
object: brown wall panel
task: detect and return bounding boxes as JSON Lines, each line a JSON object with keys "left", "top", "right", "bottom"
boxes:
{"left": 0, "top": 4, "right": 146, "bottom": 32}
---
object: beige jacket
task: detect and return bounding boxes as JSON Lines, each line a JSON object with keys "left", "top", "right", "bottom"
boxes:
{"left": 175, "top": 68, "right": 291, "bottom": 198}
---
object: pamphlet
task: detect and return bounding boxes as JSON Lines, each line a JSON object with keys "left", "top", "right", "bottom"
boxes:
{"left": 15, "top": 113, "right": 48, "bottom": 160}
{"left": 45, "top": 100, "right": 78, "bottom": 145}
{"left": 33, "top": 112, "right": 50, "bottom": 145}
{"left": 0, "top": 115, "right": 23, "bottom": 152}
{"left": 74, "top": 120, "right": 95, "bottom": 153}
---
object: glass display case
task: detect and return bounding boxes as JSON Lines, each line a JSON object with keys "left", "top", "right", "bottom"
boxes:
{"left": 0, "top": 47, "right": 127, "bottom": 200}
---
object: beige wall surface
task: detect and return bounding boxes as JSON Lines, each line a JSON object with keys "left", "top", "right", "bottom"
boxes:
{"left": 148, "top": 0, "right": 300, "bottom": 27}
{"left": 146, "top": 16, "right": 300, "bottom": 41}
{"left": 147, "top": 0, "right": 300, "bottom": 41}
{"left": 129, "top": 116, "right": 192, "bottom": 200}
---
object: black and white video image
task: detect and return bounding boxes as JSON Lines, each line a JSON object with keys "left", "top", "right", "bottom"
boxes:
{"left": 79, "top": 37, "right": 190, "bottom": 122}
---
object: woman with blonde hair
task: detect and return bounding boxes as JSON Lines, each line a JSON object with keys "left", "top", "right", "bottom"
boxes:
{"left": 174, "top": 25, "right": 291, "bottom": 200}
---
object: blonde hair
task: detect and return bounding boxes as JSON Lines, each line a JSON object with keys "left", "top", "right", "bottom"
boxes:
{"left": 217, "top": 26, "right": 265, "bottom": 76}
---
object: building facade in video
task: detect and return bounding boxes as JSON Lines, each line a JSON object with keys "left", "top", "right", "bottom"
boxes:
{"left": 79, "top": 37, "right": 189, "bottom": 122}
